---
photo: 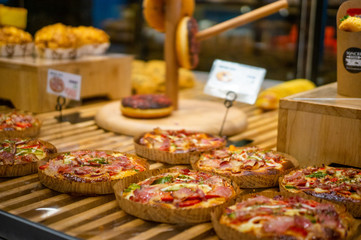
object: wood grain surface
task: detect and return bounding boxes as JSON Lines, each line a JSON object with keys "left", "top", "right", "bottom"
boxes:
{"left": 277, "top": 83, "right": 361, "bottom": 167}
{"left": 0, "top": 54, "right": 132, "bottom": 113}
{"left": 95, "top": 99, "right": 248, "bottom": 137}
{"left": 0, "top": 80, "right": 360, "bottom": 239}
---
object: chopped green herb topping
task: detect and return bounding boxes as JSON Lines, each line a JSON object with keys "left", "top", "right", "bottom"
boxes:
{"left": 340, "top": 15, "right": 350, "bottom": 22}
{"left": 151, "top": 175, "right": 173, "bottom": 185}
{"left": 306, "top": 172, "right": 327, "bottom": 178}
{"left": 124, "top": 183, "right": 141, "bottom": 192}
{"left": 177, "top": 174, "right": 192, "bottom": 179}
{"left": 89, "top": 157, "right": 108, "bottom": 164}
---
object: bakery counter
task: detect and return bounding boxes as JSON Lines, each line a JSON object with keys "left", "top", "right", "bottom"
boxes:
{"left": 0, "top": 80, "right": 312, "bottom": 240}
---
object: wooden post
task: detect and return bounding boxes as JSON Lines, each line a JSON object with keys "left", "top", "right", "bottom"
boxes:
{"left": 165, "top": 0, "right": 182, "bottom": 110}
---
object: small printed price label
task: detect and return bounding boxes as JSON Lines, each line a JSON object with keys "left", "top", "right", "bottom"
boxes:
{"left": 47, "top": 69, "right": 82, "bottom": 101}
{"left": 204, "top": 59, "right": 266, "bottom": 104}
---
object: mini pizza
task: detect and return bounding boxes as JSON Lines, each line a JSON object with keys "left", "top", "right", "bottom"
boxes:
{"left": 49, "top": 77, "right": 65, "bottom": 93}
{"left": 0, "top": 111, "right": 41, "bottom": 138}
{"left": 0, "top": 138, "right": 56, "bottom": 177}
{"left": 212, "top": 193, "right": 356, "bottom": 240}
{"left": 113, "top": 168, "right": 238, "bottom": 224}
{"left": 38, "top": 150, "right": 149, "bottom": 195}
{"left": 121, "top": 94, "right": 173, "bottom": 119}
{"left": 191, "top": 146, "right": 298, "bottom": 188}
{"left": 280, "top": 166, "right": 361, "bottom": 217}
{"left": 134, "top": 128, "right": 226, "bottom": 164}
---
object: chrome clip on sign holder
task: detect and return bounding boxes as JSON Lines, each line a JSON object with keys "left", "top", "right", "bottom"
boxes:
{"left": 55, "top": 96, "right": 66, "bottom": 122}
{"left": 219, "top": 91, "right": 237, "bottom": 137}
{"left": 220, "top": 91, "right": 253, "bottom": 147}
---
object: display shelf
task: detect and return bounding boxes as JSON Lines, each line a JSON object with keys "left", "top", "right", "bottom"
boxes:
{"left": 0, "top": 82, "right": 360, "bottom": 239}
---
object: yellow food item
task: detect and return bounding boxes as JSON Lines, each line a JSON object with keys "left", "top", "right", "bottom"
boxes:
{"left": 339, "top": 16, "right": 361, "bottom": 32}
{"left": 72, "top": 26, "right": 109, "bottom": 46}
{"left": 35, "top": 23, "right": 78, "bottom": 49}
{"left": 0, "top": 26, "right": 32, "bottom": 45}
{"left": 131, "top": 59, "right": 196, "bottom": 94}
{"left": 255, "top": 79, "right": 316, "bottom": 110}
{"left": 0, "top": 5, "right": 27, "bottom": 29}
{"left": 131, "top": 74, "right": 158, "bottom": 94}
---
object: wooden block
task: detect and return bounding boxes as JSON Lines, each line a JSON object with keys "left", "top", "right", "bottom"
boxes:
{"left": 277, "top": 83, "right": 361, "bottom": 167}
{"left": 0, "top": 54, "right": 132, "bottom": 113}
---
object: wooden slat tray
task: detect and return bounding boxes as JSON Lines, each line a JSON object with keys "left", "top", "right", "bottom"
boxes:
{"left": 0, "top": 85, "right": 360, "bottom": 239}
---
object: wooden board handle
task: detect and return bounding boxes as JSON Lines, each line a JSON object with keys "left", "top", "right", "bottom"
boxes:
{"left": 196, "top": 0, "right": 288, "bottom": 42}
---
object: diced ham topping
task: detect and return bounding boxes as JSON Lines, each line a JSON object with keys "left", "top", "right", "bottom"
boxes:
{"left": 172, "top": 187, "right": 195, "bottom": 200}
{"left": 263, "top": 216, "right": 294, "bottom": 234}
{"left": 0, "top": 151, "right": 14, "bottom": 165}
{"left": 206, "top": 186, "right": 233, "bottom": 198}
{"left": 133, "top": 188, "right": 157, "bottom": 203}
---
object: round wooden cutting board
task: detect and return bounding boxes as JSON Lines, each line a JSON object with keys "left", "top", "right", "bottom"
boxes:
{"left": 95, "top": 99, "right": 247, "bottom": 136}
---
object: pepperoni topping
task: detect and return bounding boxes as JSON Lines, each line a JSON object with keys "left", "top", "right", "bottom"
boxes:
{"left": 283, "top": 166, "right": 361, "bottom": 200}
{"left": 0, "top": 111, "right": 38, "bottom": 131}
{"left": 123, "top": 170, "right": 235, "bottom": 209}
{"left": 222, "top": 195, "right": 349, "bottom": 239}
{"left": 139, "top": 128, "right": 226, "bottom": 153}
{"left": 41, "top": 150, "right": 146, "bottom": 183}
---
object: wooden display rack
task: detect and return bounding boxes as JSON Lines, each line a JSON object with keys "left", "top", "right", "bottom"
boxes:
{"left": 277, "top": 83, "right": 361, "bottom": 167}
{"left": 0, "top": 54, "right": 132, "bottom": 113}
{"left": 95, "top": 0, "right": 288, "bottom": 137}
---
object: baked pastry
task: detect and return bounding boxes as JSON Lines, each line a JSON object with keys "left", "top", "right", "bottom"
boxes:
{"left": 38, "top": 150, "right": 148, "bottom": 195}
{"left": 113, "top": 168, "right": 239, "bottom": 224}
{"left": 0, "top": 111, "right": 41, "bottom": 138}
{"left": 131, "top": 59, "right": 196, "bottom": 94}
{"left": 35, "top": 23, "right": 78, "bottom": 59}
{"left": 0, "top": 138, "right": 56, "bottom": 177}
{"left": 0, "top": 26, "right": 33, "bottom": 57}
{"left": 176, "top": 16, "right": 200, "bottom": 69}
{"left": 134, "top": 128, "right": 226, "bottom": 164}
{"left": 191, "top": 146, "right": 298, "bottom": 188}
{"left": 212, "top": 192, "right": 356, "bottom": 240}
{"left": 280, "top": 166, "right": 361, "bottom": 217}
{"left": 121, "top": 94, "right": 173, "bottom": 118}
{"left": 339, "top": 15, "right": 361, "bottom": 32}
{"left": 142, "top": 0, "right": 195, "bottom": 32}
{"left": 73, "top": 26, "right": 110, "bottom": 55}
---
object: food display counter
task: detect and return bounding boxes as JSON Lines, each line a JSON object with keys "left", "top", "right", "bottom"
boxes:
{"left": 0, "top": 79, "right": 281, "bottom": 240}
{"left": 1, "top": 1, "right": 361, "bottom": 239}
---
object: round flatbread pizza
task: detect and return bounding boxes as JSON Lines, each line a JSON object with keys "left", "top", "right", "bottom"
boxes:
{"left": 191, "top": 146, "right": 298, "bottom": 188}
{"left": 0, "top": 138, "right": 57, "bottom": 177}
{"left": 38, "top": 150, "right": 149, "bottom": 195}
{"left": 212, "top": 193, "right": 356, "bottom": 240}
{"left": 113, "top": 168, "right": 239, "bottom": 224}
{"left": 0, "top": 111, "right": 41, "bottom": 138}
{"left": 134, "top": 128, "right": 227, "bottom": 164}
{"left": 280, "top": 165, "right": 361, "bottom": 217}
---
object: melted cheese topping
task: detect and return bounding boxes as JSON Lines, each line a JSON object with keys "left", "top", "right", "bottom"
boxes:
{"left": 198, "top": 146, "right": 287, "bottom": 174}
{"left": 282, "top": 166, "right": 361, "bottom": 201}
{"left": 42, "top": 150, "right": 146, "bottom": 182}
{"left": 139, "top": 128, "right": 225, "bottom": 153}
{"left": 0, "top": 139, "right": 48, "bottom": 165}
{"left": 220, "top": 195, "right": 348, "bottom": 239}
{"left": 123, "top": 170, "right": 235, "bottom": 209}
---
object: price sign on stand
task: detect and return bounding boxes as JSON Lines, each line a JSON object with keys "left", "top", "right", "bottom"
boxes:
{"left": 204, "top": 59, "right": 266, "bottom": 104}
{"left": 47, "top": 69, "right": 82, "bottom": 121}
{"left": 204, "top": 59, "right": 266, "bottom": 145}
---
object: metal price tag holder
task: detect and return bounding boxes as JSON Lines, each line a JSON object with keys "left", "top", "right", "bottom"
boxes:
{"left": 219, "top": 91, "right": 253, "bottom": 147}
{"left": 55, "top": 96, "right": 66, "bottom": 122}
